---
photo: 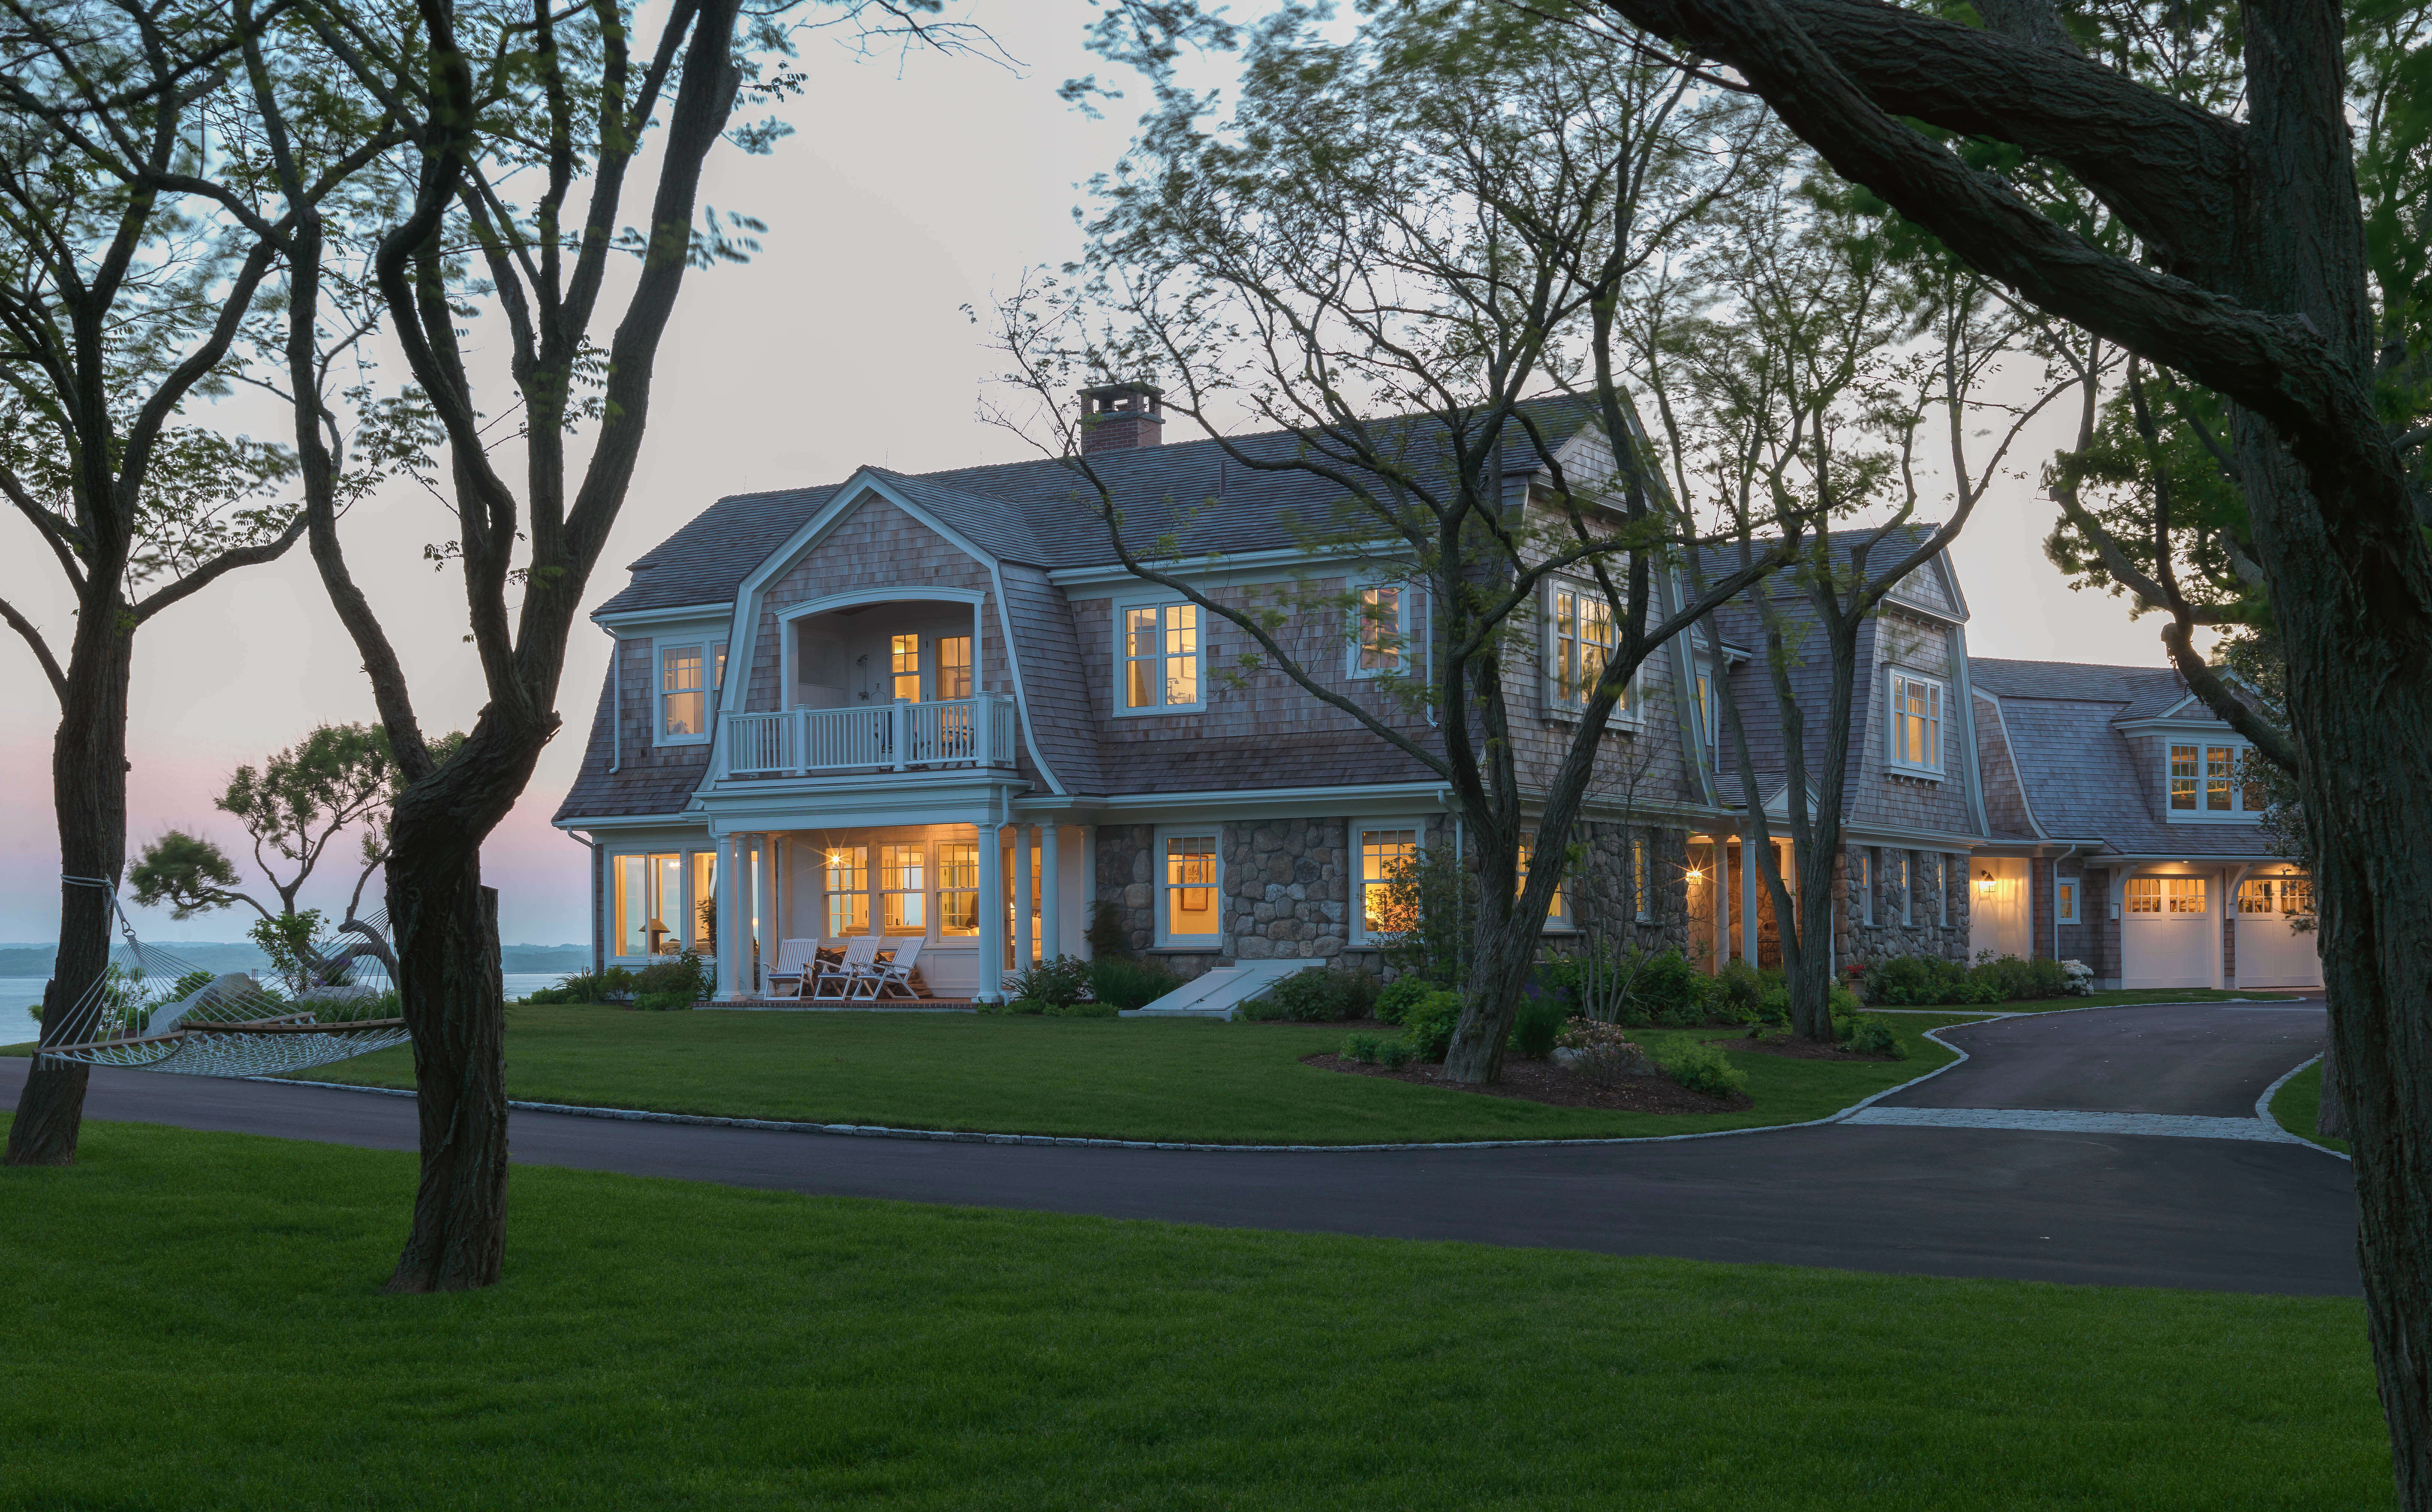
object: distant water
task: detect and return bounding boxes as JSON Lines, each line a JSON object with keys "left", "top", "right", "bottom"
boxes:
{"left": 1, "top": 972, "right": 577, "bottom": 1047}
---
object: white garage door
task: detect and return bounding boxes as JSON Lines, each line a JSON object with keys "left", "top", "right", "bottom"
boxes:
{"left": 2122, "top": 875, "right": 2217, "bottom": 989}
{"left": 2236, "top": 876, "right": 2323, "bottom": 989}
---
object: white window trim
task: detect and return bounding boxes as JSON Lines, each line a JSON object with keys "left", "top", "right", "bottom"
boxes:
{"left": 1897, "top": 852, "right": 1914, "bottom": 927}
{"left": 1346, "top": 580, "right": 1419, "bottom": 682}
{"left": 1350, "top": 817, "right": 1428, "bottom": 948}
{"left": 1857, "top": 849, "right": 1875, "bottom": 927}
{"left": 1631, "top": 837, "right": 1652, "bottom": 924}
{"left": 1693, "top": 657, "right": 1718, "bottom": 757}
{"left": 1517, "top": 831, "right": 1575, "bottom": 933}
{"left": 607, "top": 846, "right": 717, "bottom": 964}
{"left": 1152, "top": 822, "right": 1225, "bottom": 947}
{"left": 1885, "top": 666, "right": 1947, "bottom": 779}
{"left": 2162, "top": 737, "right": 2264, "bottom": 823}
{"left": 652, "top": 636, "right": 728, "bottom": 747}
{"left": 1112, "top": 594, "right": 1209, "bottom": 717}
{"left": 2055, "top": 874, "right": 2079, "bottom": 925}
{"left": 1539, "top": 577, "right": 1642, "bottom": 728}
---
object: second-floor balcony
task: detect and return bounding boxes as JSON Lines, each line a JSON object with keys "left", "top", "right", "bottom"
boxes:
{"left": 718, "top": 694, "right": 1018, "bottom": 781}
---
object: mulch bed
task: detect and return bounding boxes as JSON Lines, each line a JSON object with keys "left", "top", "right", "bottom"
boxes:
{"left": 1303, "top": 1052, "right": 1749, "bottom": 1114}
{"left": 1702, "top": 1034, "right": 1902, "bottom": 1062}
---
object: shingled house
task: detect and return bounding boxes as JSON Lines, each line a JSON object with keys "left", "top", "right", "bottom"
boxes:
{"left": 552, "top": 388, "right": 2318, "bottom": 1002}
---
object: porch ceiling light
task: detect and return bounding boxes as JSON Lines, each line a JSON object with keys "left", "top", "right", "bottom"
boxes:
{"left": 1976, "top": 869, "right": 1996, "bottom": 895}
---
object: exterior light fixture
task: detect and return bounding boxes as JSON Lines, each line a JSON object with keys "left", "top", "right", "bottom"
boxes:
{"left": 1976, "top": 869, "right": 1997, "bottom": 895}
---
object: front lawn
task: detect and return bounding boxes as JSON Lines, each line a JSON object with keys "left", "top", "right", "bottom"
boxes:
{"left": 0, "top": 1117, "right": 2392, "bottom": 1510}
{"left": 2271, "top": 1059, "right": 2351, "bottom": 1154}
{"left": 286, "top": 1005, "right": 1966, "bottom": 1144}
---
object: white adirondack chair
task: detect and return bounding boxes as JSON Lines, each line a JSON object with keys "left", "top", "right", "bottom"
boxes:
{"left": 861, "top": 936, "right": 925, "bottom": 1000}
{"left": 764, "top": 938, "right": 821, "bottom": 1000}
{"left": 811, "top": 936, "right": 880, "bottom": 1000}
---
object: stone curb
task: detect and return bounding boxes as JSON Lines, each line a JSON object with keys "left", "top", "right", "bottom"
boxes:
{"left": 2255, "top": 1053, "right": 2349, "bottom": 1160}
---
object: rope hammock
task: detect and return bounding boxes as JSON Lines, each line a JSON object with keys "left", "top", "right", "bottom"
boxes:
{"left": 32, "top": 877, "right": 411, "bottom": 1077}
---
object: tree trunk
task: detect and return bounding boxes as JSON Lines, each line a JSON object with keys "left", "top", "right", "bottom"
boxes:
{"left": 1787, "top": 883, "right": 1837, "bottom": 1041}
{"left": 1441, "top": 906, "right": 1544, "bottom": 1085}
{"left": 2317, "top": 1032, "right": 2343, "bottom": 1141}
{"left": 6, "top": 604, "right": 133, "bottom": 1167}
{"left": 383, "top": 863, "right": 509, "bottom": 1293}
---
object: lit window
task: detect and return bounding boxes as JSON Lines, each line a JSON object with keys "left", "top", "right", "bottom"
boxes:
{"left": 659, "top": 640, "right": 727, "bottom": 740}
{"left": 2128, "top": 876, "right": 2207, "bottom": 915}
{"left": 1359, "top": 828, "right": 1419, "bottom": 940}
{"left": 2169, "top": 745, "right": 2199, "bottom": 809}
{"left": 2168, "top": 741, "right": 2265, "bottom": 818}
{"left": 1549, "top": 587, "right": 1621, "bottom": 712}
{"left": 1896, "top": 853, "right": 1913, "bottom": 925}
{"left": 1695, "top": 668, "right": 1716, "bottom": 754}
{"left": 879, "top": 844, "right": 927, "bottom": 934}
{"left": 1632, "top": 838, "right": 1650, "bottom": 922}
{"left": 614, "top": 852, "right": 688, "bottom": 957}
{"left": 1518, "top": 834, "right": 1569, "bottom": 927}
{"left": 936, "top": 636, "right": 973, "bottom": 700}
{"left": 936, "top": 841, "right": 980, "bottom": 936}
{"left": 824, "top": 846, "right": 870, "bottom": 937}
{"left": 689, "top": 852, "right": 718, "bottom": 951}
{"left": 2281, "top": 877, "right": 2314, "bottom": 915}
{"left": 1163, "top": 834, "right": 1221, "bottom": 940}
{"left": 1124, "top": 603, "right": 1201, "bottom": 710}
{"left": 1888, "top": 671, "right": 1943, "bottom": 773}
{"left": 1856, "top": 849, "right": 1875, "bottom": 927}
{"left": 890, "top": 634, "right": 921, "bottom": 702}
{"left": 2206, "top": 746, "right": 2234, "bottom": 811}
{"left": 2056, "top": 877, "right": 2078, "bottom": 925}
{"left": 1354, "top": 586, "right": 1405, "bottom": 676}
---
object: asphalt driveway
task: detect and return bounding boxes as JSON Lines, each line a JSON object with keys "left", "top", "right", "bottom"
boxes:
{"left": 0, "top": 1001, "right": 2355, "bottom": 1295}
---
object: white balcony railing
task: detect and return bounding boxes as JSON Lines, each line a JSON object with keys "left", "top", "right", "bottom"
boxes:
{"left": 718, "top": 694, "right": 1018, "bottom": 780}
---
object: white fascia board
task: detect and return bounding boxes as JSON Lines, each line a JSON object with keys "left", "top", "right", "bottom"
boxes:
{"left": 592, "top": 602, "right": 734, "bottom": 633}
{"left": 554, "top": 811, "right": 712, "bottom": 833}
{"left": 2113, "top": 714, "right": 2241, "bottom": 734}
{"left": 1046, "top": 543, "right": 1404, "bottom": 593}
{"left": 694, "top": 771, "right": 1031, "bottom": 833}
{"left": 1092, "top": 781, "right": 1453, "bottom": 825}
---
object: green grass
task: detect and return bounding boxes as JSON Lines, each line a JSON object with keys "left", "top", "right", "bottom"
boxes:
{"left": 0, "top": 1116, "right": 2395, "bottom": 1510}
{"left": 2271, "top": 1058, "right": 2351, "bottom": 1154}
{"left": 278, "top": 1005, "right": 1967, "bottom": 1144}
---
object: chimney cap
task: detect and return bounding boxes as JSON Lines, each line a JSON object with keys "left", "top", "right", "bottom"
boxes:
{"left": 1078, "top": 380, "right": 1164, "bottom": 417}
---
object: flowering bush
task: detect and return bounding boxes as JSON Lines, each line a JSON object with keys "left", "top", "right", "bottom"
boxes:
{"left": 1554, "top": 1016, "right": 1656, "bottom": 1084}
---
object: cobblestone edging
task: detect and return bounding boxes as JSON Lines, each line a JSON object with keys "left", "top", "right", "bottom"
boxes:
{"left": 1843, "top": 1106, "right": 2294, "bottom": 1142}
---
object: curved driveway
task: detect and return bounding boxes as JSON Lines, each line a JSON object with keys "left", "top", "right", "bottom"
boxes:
{"left": 1, "top": 1001, "right": 2354, "bottom": 1295}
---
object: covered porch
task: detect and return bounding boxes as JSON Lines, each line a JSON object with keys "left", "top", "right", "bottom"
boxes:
{"left": 705, "top": 815, "right": 1090, "bottom": 1004}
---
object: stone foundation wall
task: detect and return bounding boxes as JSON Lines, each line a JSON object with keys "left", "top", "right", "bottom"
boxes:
{"left": 1224, "top": 817, "right": 1350, "bottom": 961}
{"left": 1842, "top": 844, "right": 1972, "bottom": 967}
{"left": 1563, "top": 823, "right": 1694, "bottom": 958}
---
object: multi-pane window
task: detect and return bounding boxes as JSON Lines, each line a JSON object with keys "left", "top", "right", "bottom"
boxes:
{"left": 659, "top": 640, "right": 727, "bottom": 740}
{"left": 1896, "top": 852, "right": 1913, "bottom": 925}
{"left": 824, "top": 845, "right": 870, "bottom": 936}
{"left": 2240, "top": 876, "right": 2315, "bottom": 916}
{"left": 1124, "top": 603, "right": 1201, "bottom": 710}
{"left": 689, "top": 852, "right": 718, "bottom": 951}
{"left": 1517, "top": 835, "right": 1569, "bottom": 926}
{"left": 879, "top": 844, "right": 926, "bottom": 934}
{"left": 1355, "top": 586, "right": 1404, "bottom": 675}
{"left": 936, "top": 636, "right": 973, "bottom": 700}
{"left": 1359, "top": 828, "right": 1419, "bottom": 940}
{"left": 1856, "top": 850, "right": 1875, "bottom": 926}
{"left": 936, "top": 842, "right": 980, "bottom": 936}
{"left": 2127, "top": 876, "right": 2208, "bottom": 915}
{"left": 2169, "top": 742, "right": 2263, "bottom": 816}
{"left": 1887, "top": 671, "right": 1943, "bottom": 772}
{"left": 1163, "top": 834, "right": 1221, "bottom": 940}
{"left": 2056, "top": 877, "right": 2079, "bottom": 925}
{"left": 1549, "top": 587, "right": 1621, "bottom": 712}
{"left": 1631, "top": 839, "right": 1651, "bottom": 922}
{"left": 890, "top": 634, "right": 922, "bottom": 702}
{"left": 1694, "top": 667, "right": 1717, "bottom": 754}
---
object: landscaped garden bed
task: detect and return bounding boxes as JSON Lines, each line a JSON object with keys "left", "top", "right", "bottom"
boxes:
{"left": 1302, "top": 1049, "right": 1748, "bottom": 1114}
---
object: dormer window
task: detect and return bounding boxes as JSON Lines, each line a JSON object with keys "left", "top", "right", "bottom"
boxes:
{"left": 2167, "top": 741, "right": 2265, "bottom": 819}
{"left": 1886, "top": 669, "right": 1944, "bottom": 775}
{"left": 1543, "top": 581, "right": 1637, "bottom": 723}
{"left": 659, "top": 639, "right": 727, "bottom": 743}
{"left": 1118, "top": 599, "right": 1204, "bottom": 713}
{"left": 1351, "top": 584, "right": 1407, "bottom": 678}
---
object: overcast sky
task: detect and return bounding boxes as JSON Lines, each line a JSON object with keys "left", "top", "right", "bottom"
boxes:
{"left": 0, "top": 2, "right": 2172, "bottom": 946}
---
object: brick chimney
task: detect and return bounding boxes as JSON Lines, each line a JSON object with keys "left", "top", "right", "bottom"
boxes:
{"left": 1078, "top": 381, "right": 1164, "bottom": 454}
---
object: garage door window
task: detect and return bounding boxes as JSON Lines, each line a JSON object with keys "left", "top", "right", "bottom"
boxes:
{"left": 2241, "top": 877, "right": 2314, "bottom": 916}
{"left": 2128, "top": 877, "right": 2206, "bottom": 916}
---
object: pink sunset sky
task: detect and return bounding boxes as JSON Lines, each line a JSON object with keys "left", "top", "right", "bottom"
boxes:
{"left": 0, "top": 3, "right": 2175, "bottom": 946}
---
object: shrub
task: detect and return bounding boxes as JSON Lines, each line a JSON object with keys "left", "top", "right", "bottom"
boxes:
{"left": 1375, "top": 974, "right": 1434, "bottom": 1025}
{"left": 1553, "top": 1016, "right": 1654, "bottom": 1085}
{"left": 1043, "top": 1000, "right": 1119, "bottom": 1019}
{"left": 635, "top": 950, "right": 711, "bottom": 1004}
{"left": 1006, "top": 955, "right": 1094, "bottom": 1008}
{"left": 1628, "top": 949, "right": 1714, "bottom": 1025}
{"left": 1828, "top": 983, "right": 1864, "bottom": 1018}
{"left": 1085, "top": 900, "right": 1131, "bottom": 959}
{"left": 1256, "top": 967, "right": 1378, "bottom": 1023}
{"left": 1005, "top": 998, "right": 1048, "bottom": 1015}
{"left": 1713, "top": 958, "right": 1770, "bottom": 1021}
{"left": 1399, "top": 989, "right": 1464, "bottom": 1062}
{"left": 1342, "top": 1031, "right": 1383, "bottom": 1064}
{"left": 1539, "top": 945, "right": 1711, "bottom": 1027}
{"left": 1509, "top": 993, "right": 1566, "bottom": 1059}
{"left": 1756, "top": 987, "right": 1791, "bottom": 1026}
{"left": 1377, "top": 1037, "right": 1416, "bottom": 1068}
{"left": 1235, "top": 995, "right": 1288, "bottom": 1022}
{"left": 1969, "top": 953, "right": 2071, "bottom": 1002}
{"left": 530, "top": 967, "right": 637, "bottom": 1005}
{"left": 1662, "top": 1040, "right": 1749, "bottom": 1099}
{"left": 1089, "top": 957, "right": 1183, "bottom": 1010}
{"left": 1862, "top": 953, "right": 1996, "bottom": 1006}
{"left": 635, "top": 990, "right": 693, "bottom": 1011}
{"left": 1843, "top": 1015, "right": 1905, "bottom": 1058}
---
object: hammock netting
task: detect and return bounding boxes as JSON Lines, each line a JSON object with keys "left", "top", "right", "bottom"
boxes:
{"left": 33, "top": 890, "right": 411, "bottom": 1078}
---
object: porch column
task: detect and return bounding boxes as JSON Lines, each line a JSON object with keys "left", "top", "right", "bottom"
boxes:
{"left": 977, "top": 821, "right": 1004, "bottom": 1002}
{"left": 1041, "top": 824, "right": 1063, "bottom": 961}
{"left": 1013, "top": 823, "right": 1036, "bottom": 971}
{"left": 1738, "top": 824, "right": 1758, "bottom": 967}
{"left": 1710, "top": 839, "right": 1729, "bottom": 973}
{"left": 718, "top": 831, "right": 748, "bottom": 1001}
{"left": 757, "top": 837, "right": 780, "bottom": 990}
{"left": 1081, "top": 826, "right": 1098, "bottom": 959}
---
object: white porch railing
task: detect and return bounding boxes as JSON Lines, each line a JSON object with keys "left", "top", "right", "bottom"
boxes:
{"left": 717, "top": 694, "right": 1018, "bottom": 779}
